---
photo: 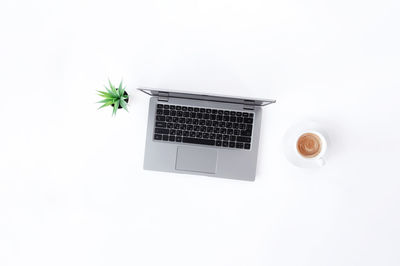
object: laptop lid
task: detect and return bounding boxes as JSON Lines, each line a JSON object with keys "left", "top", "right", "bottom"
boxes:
{"left": 138, "top": 87, "right": 276, "bottom": 106}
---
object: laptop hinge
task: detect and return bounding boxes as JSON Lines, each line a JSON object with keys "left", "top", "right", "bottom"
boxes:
{"left": 158, "top": 92, "right": 169, "bottom": 102}
{"left": 243, "top": 100, "right": 255, "bottom": 110}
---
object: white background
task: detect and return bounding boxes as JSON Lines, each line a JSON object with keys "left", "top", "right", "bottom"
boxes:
{"left": 1, "top": 0, "right": 400, "bottom": 265}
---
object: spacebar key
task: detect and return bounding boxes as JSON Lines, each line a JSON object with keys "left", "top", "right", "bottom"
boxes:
{"left": 182, "top": 137, "right": 215, "bottom": 146}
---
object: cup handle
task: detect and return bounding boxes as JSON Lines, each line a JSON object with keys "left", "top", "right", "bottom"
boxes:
{"left": 317, "top": 157, "right": 325, "bottom": 166}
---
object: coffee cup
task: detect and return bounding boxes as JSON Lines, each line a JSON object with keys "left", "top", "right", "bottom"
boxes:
{"left": 295, "top": 131, "right": 327, "bottom": 166}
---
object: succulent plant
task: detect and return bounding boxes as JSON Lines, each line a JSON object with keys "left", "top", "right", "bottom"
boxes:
{"left": 97, "top": 79, "right": 129, "bottom": 116}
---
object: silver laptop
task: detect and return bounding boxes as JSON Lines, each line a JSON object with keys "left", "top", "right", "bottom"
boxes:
{"left": 139, "top": 88, "right": 275, "bottom": 181}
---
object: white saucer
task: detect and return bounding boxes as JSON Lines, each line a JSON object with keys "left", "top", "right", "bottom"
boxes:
{"left": 283, "top": 121, "right": 328, "bottom": 168}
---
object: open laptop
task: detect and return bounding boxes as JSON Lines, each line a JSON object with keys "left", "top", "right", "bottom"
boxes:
{"left": 139, "top": 88, "right": 275, "bottom": 181}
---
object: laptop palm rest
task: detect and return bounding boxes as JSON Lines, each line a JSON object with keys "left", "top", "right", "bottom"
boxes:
{"left": 175, "top": 146, "right": 217, "bottom": 174}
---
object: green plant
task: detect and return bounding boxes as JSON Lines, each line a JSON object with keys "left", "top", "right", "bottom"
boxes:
{"left": 97, "top": 79, "right": 129, "bottom": 116}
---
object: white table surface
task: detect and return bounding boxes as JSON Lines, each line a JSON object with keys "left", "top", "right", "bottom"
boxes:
{"left": 1, "top": 0, "right": 400, "bottom": 265}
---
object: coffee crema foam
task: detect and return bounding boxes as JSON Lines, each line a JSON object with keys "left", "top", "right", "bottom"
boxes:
{"left": 296, "top": 133, "right": 322, "bottom": 158}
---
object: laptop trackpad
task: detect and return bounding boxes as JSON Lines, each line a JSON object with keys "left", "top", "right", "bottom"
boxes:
{"left": 175, "top": 146, "right": 217, "bottom": 174}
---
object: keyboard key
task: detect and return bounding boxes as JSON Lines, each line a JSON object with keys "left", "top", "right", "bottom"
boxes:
{"left": 229, "top": 142, "right": 235, "bottom": 148}
{"left": 156, "top": 109, "right": 163, "bottom": 115}
{"left": 243, "top": 112, "right": 249, "bottom": 117}
{"left": 222, "top": 141, "right": 228, "bottom": 147}
{"left": 236, "top": 112, "right": 242, "bottom": 116}
{"left": 244, "top": 117, "right": 253, "bottom": 123}
{"left": 241, "top": 130, "right": 252, "bottom": 136}
{"left": 249, "top": 113, "right": 254, "bottom": 118}
{"left": 169, "top": 135, "right": 175, "bottom": 141}
{"left": 194, "top": 107, "right": 199, "bottom": 112}
{"left": 155, "top": 128, "right": 169, "bottom": 134}
{"left": 244, "top": 143, "right": 251, "bottom": 149}
{"left": 157, "top": 104, "right": 163, "bottom": 108}
{"left": 236, "top": 142, "right": 244, "bottom": 149}
{"left": 182, "top": 137, "right": 215, "bottom": 146}
{"left": 236, "top": 136, "right": 251, "bottom": 143}
{"left": 176, "top": 106, "right": 181, "bottom": 110}
{"left": 200, "top": 108, "right": 205, "bottom": 113}
{"left": 154, "top": 134, "right": 162, "bottom": 140}
{"left": 206, "top": 109, "right": 211, "bottom": 113}
{"left": 155, "top": 122, "right": 166, "bottom": 128}
{"left": 162, "top": 135, "right": 169, "bottom": 141}
{"left": 169, "top": 105, "right": 175, "bottom": 110}
{"left": 176, "top": 136, "right": 182, "bottom": 142}
{"left": 156, "top": 115, "right": 165, "bottom": 121}
{"left": 182, "top": 106, "right": 187, "bottom": 111}
{"left": 164, "top": 105, "right": 169, "bottom": 109}
{"left": 188, "top": 107, "right": 193, "bottom": 111}
{"left": 216, "top": 140, "right": 222, "bottom": 146}
{"left": 212, "top": 109, "right": 217, "bottom": 114}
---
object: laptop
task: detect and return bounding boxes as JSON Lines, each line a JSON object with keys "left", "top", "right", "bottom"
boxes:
{"left": 139, "top": 88, "right": 276, "bottom": 181}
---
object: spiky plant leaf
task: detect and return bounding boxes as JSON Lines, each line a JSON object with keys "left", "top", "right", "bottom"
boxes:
{"left": 112, "top": 100, "right": 119, "bottom": 116}
{"left": 98, "top": 101, "right": 114, "bottom": 109}
{"left": 105, "top": 86, "right": 118, "bottom": 98}
{"left": 119, "top": 86, "right": 125, "bottom": 99}
{"left": 119, "top": 98, "right": 128, "bottom": 111}
{"left": 108, "top": 79, "right": 115, "bottom": 90}
{"left": 97, "top": 98, "right": 113, "bottom": 104}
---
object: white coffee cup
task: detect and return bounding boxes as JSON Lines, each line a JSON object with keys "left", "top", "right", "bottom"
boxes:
{"left": 294, "top": 131, "right": 327, "bottom": 166}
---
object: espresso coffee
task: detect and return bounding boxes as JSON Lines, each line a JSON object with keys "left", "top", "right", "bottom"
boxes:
{"left": 296, "top": 133, "right": 322, "bottom": 158}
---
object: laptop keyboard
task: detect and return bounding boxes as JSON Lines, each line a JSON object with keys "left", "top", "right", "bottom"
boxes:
{"left": 153, "top": 103, "right": 254, "bottom": 150}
